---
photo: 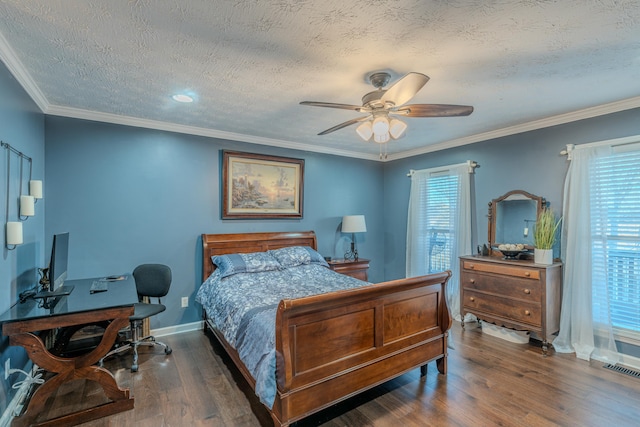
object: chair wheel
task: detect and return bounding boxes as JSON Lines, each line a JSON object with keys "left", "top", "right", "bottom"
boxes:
{"left": 131, "top": 364, "right": 138, "bottom": 372}
{"left": 165, "top": 347, "right": 172, "bottom": 355}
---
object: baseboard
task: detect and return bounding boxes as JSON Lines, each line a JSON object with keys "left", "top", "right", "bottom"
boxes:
{"left": 150, "top": 320, "right": 203, "bottom": 338}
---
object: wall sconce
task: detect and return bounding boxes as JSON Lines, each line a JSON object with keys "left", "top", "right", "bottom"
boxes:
{"left": 342, "top": 215, "right": 367, "bottom": 261}
{"left": 2, "top": 141, "right": 42, "bottom": 249}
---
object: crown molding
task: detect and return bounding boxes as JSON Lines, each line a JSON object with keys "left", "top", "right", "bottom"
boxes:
{"left": 45, "top": 104, "right": 381, "bottom": 161}
{"left": 386, "top": 95, "right": 640, "bottom": 162}
{"left": 0, "top": 30, "right": 49, "bottom": 111}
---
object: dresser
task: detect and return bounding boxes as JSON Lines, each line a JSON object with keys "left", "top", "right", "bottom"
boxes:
{"left": 327, "top": 258, "right": 369, "bottom": 281}
{"left": 459, "top": 255, "right": 562, "bottom": 355}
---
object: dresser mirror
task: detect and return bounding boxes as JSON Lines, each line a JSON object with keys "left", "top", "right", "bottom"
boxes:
{"left": 488, "top": 190, "right": 546, "bottom": 252}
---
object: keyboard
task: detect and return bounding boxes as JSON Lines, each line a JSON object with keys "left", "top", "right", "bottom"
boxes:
{"left": 89, "top": 280, "right": 108, "bottom": 294}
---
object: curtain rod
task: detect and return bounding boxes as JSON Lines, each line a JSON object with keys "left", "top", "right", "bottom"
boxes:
{"left": 407, "top": 160, "right": 478, "bottom": 177}
{"left": 560, "top": 135, "right": 640, "bottom": 158}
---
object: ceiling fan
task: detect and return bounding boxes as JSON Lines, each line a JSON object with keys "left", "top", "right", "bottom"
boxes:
{"left": 300, "top": 71, "right": 473, "bottom": 151}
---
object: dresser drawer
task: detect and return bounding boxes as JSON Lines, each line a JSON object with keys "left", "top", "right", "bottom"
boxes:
{"left": 462, "top": 260, "right": 540, "bottom": 280}
{"left": 461, "top": 272, "right": 541, "bottom": 302}
{"left": 463, "top": 290, "right": 542, "bottom": 327}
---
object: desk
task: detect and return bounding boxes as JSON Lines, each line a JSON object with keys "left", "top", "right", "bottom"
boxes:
{"left": 0, "top": 276, "right": 138, "bottom": 427}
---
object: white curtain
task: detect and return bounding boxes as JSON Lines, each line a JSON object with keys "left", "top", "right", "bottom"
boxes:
{"left": 406, "top": 163, "right": 473, "bottom": 320}
{"left": 554, "top": 144, "right": 619, "bottom": 363}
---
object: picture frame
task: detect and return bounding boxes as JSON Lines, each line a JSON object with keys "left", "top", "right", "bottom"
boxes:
{"left": 222, "top": 151, "right": 304, "bottom": 219}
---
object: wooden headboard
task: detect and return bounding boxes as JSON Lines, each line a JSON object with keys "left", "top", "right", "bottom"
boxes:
{"left": 201, "top": 231, "right": 318, "bottom": 280}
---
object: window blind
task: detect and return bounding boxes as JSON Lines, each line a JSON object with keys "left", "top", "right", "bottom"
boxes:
{"left": 422, "top": 174, "right": 459, "bottom": 273}
{"left": 591, "top": 149, "right": 640, "bottom": 339}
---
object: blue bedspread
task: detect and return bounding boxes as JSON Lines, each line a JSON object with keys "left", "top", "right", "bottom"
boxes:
{"left": 196, "top": 263, "right": 369, "bottom": 408}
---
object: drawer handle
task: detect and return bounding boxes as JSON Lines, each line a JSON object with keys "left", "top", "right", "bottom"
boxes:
{"left": 470, "top": 297, "right": 475, "bottom": 302}
{"left": 524, "top": 272, "right": 531, "bottom": 277}
{"left": 470, "top": 279, "right": 475, "bottom": 284}
{"left": 524, "top": 310, "right": 531, "bottom": 316}
{"left": 523, "top": 288, "right": 531, "bottom": 294}
{"left": 468, "top": 264, "right": 475, "bottom": 269}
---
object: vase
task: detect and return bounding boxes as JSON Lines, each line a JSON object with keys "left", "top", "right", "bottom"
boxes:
{"left": 534, "top": 248, "right": 553, "bottom": 265}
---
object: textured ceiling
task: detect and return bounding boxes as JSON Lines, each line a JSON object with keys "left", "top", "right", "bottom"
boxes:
{"left": 1, "top": 0, "right": 639, "bottom": 161}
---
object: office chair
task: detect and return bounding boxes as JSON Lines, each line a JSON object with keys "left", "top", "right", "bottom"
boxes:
{"left": 100, "top": 264, "right": 173, "bottom": 372}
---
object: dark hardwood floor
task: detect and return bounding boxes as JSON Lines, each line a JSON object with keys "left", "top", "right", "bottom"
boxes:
{"left": 31, "top": 321, "right": 640, "bottom": 426}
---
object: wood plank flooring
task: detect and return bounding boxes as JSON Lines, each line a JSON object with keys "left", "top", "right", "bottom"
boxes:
{"left": 28, "top": 321, "right": 640, "bottom": 426}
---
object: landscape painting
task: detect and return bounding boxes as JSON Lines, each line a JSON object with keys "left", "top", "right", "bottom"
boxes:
{"left": 222, "top": 151, "right": 304, "bottom": 219}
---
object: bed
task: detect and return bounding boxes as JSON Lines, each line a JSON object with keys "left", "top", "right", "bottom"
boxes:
{"left": 198, "top": 231, "right": 452, "bottom": 427}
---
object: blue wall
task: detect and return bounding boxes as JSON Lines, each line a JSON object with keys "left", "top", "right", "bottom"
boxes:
{"left": 0, "top": 63, "right": 45, "bottom": 415}
{"left": 44, "top": 117, "right": 384, "bottom": 329}
{"left": 382, "top": 108, "right": 640, "bottom": 280}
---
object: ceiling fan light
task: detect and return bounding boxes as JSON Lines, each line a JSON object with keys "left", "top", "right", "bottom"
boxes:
{"left": 372, "top": 116, "right": 390, "bottom": 134}
{"left": 389, "top": 118, "right": 407, "bottom": 139}
{"left": 374, "top": 132, "right": 390, "bottom": 144}
{"left": 356, "top": 121, "right": 373, "bottom": 141}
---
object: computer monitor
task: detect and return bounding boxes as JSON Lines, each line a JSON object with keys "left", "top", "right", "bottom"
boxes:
{"left": 49, "top": 232, "right": 69, "bottom": 291}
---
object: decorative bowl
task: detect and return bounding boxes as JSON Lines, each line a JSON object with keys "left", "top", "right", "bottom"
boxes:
{"left": 495, "top": 249, "right": 528, "bottom": 259}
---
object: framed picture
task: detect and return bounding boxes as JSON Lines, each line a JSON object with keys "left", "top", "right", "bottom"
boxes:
{"left": 222, "top": 151, "right": 304, "bottom": 219}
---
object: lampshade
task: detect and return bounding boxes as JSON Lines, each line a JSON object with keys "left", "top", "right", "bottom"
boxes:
{"left": 6, "top": 221, "right": 23, "bottom": 245}
{"left": 30, "top": 180, "right": 43, "bottom": 199}
{"left": 20, "top": 195, "right": 35, "bottom": 217}
{"left": 389, "top": 118, "right": 407, "bottom": 139}
{"left": 342, "top": 215, "right": 367, "bottom": 233}
{"left": 356, "top": 121, "right": 373, "bottom": 141}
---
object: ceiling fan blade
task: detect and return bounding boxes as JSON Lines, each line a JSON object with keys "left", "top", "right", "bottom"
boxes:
{"left": 300, "top": 101, "right": 363, "bottom": 111}
{"left": 395, "top": 104, "right": 474, "bottom": 117}
{"left": 317, "top": 116, "right": 370, "bottom": 135}
{"left": 380, "top": 72, "right": 430, "bottom": 106}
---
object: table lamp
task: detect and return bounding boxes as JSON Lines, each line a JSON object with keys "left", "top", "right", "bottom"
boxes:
{"left": 342, "top": 215, "right": 367, "bottom": 260}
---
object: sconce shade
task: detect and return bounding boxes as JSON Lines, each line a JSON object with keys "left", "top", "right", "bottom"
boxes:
{"left": 342, "top": 215, "right": 367, "bottom": 233}
{"left": 20, "top": 195, "right": 35, "bottom": 217}
{"left": 7, "top": 221, "right": 23, "bottom": 245}
{"left": 30, "top": 180, "right": 43, "bottom": 199}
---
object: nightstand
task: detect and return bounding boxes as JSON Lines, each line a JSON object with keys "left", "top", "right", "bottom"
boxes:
{"left": 327, "top": 258, "right": 370, "bottom": 281}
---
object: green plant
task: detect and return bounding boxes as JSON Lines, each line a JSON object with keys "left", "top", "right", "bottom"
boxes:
{"left": 533, "top": 208, "right": 562, "bottom": 250}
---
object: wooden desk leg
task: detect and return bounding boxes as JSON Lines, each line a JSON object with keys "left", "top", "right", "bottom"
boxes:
{"left": 10, "top": 317, "right": 133, "bottom": 427}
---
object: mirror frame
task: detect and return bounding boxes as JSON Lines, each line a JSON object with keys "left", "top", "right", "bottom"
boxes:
{"left": 488, "top": 189, "right": 546, "bottom": 255}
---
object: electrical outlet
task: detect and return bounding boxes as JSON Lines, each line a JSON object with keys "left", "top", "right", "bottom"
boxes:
{"left": 181, "top": 297, "right": 188, "bottom": 308}
{"left": 4, "top": 358, "right": 10, "bottom": 380}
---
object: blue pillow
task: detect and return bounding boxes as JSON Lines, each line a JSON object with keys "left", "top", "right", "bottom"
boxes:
{"left": 268, "top": 246, "right": 329, "bottom": 268}
{"left": 212, "top": 251, "right": 281, "bottom": 278}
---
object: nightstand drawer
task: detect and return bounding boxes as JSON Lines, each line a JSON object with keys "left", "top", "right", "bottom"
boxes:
{"left": 463, "top": 290, "right": 542, "bottom": 327}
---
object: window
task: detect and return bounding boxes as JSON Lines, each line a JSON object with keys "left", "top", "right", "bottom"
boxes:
{"left": 591, "top": 148, "right": 640, "bottom": 341}
{"left": 406, "top": 162, "right": 474, "bottom": 319}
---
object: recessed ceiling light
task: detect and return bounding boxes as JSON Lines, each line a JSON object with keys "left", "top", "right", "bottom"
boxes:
{"left": 172, "top": 94, "right": 193, "bottom": 103}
